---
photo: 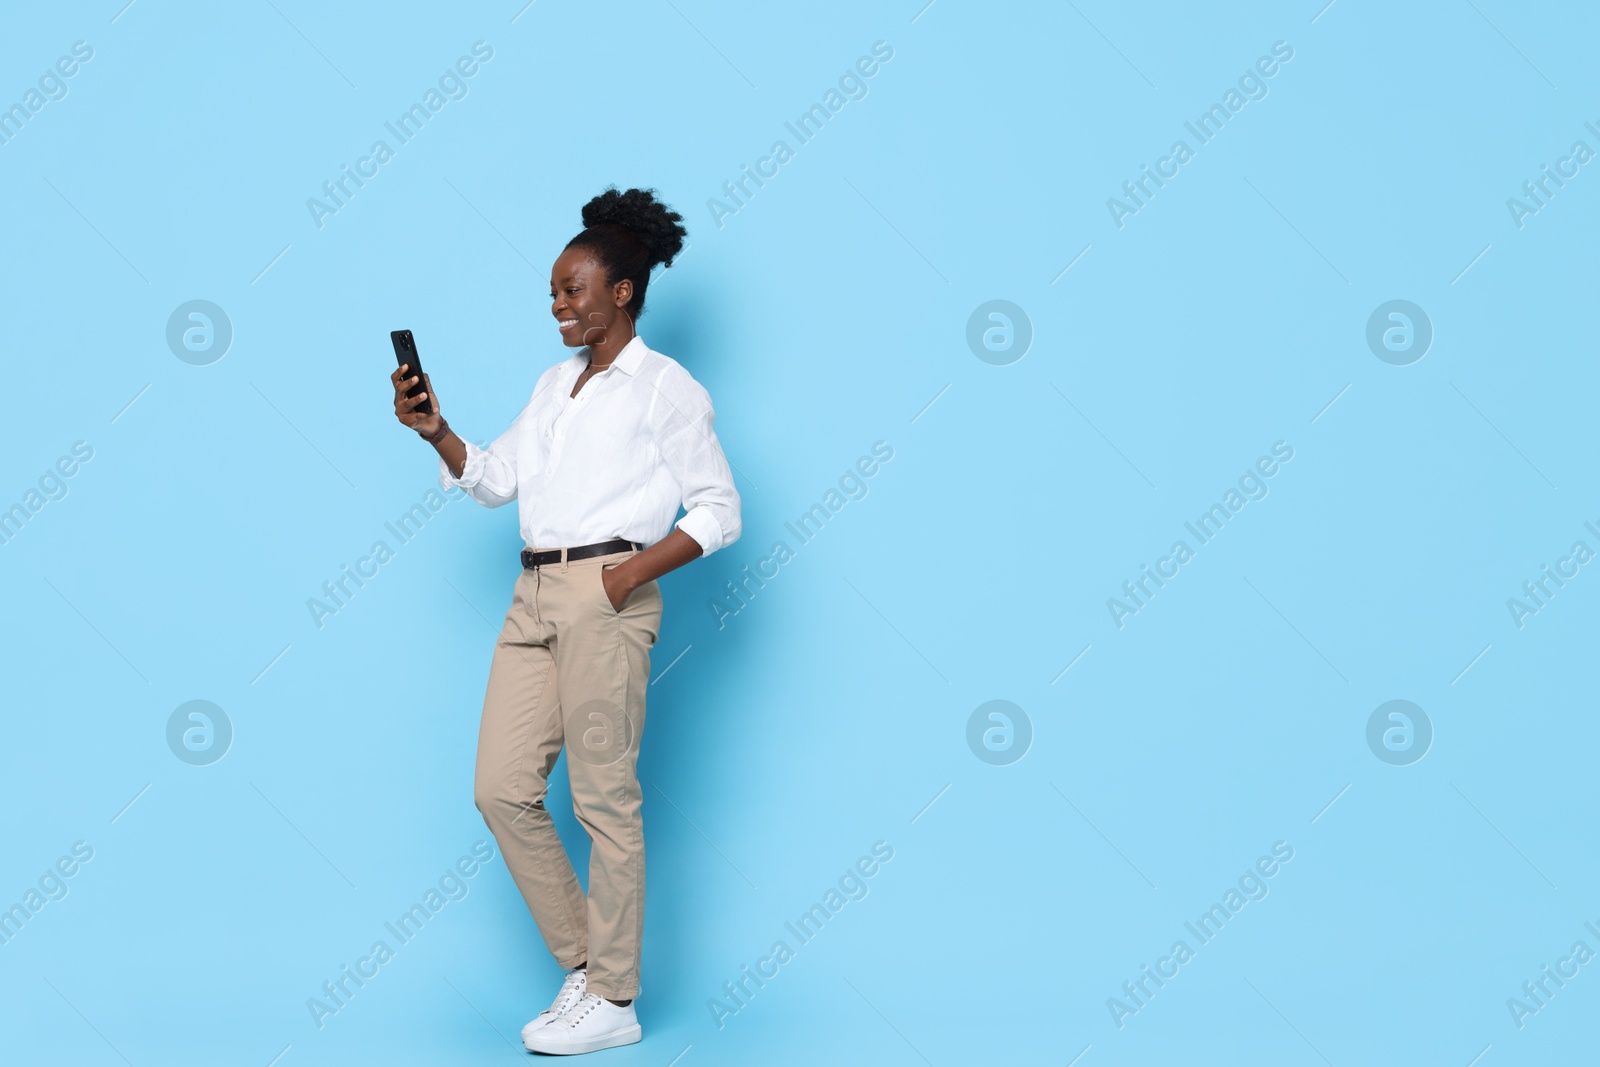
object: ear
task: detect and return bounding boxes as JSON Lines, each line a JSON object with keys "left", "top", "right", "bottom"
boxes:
{"left": 611, "top": 277, "right": 633, "bottom": 308}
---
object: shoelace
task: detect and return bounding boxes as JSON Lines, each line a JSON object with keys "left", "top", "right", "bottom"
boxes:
{"left": 548, "top": 970, "right": 586, "bottom": 1016}
{"left": 555, "top": 993, "right": 603, "bottom": 1029}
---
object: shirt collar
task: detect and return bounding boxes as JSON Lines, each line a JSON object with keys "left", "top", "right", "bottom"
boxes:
{"left": 576, "top": 333, "right": 647, "bottom": 377}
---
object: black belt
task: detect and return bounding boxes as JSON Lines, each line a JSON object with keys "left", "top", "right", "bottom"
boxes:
{"left": 521, "top": 537, "right": 644, "bottom": 569}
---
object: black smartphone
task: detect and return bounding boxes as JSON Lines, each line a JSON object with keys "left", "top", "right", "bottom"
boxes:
{"left": 391, "top": 329, "right": 433, "bottom": 416}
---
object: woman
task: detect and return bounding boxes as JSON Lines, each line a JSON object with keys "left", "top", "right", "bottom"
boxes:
{"left": 390, "top": 186, "right": 741, "bottom": 1055}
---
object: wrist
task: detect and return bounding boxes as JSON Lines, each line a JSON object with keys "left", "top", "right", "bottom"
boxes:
{"left": 612, "top": 560, "right": 642, "bottom": 593}
{"left": 421, "top": 417, "right": 450, "bottom": 445}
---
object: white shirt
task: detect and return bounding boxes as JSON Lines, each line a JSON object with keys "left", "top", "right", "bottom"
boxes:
{"left": 438, "top": 334, "right": 741, "bottom": 556}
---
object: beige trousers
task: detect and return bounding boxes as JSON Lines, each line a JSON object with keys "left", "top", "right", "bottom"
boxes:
{"left": 472, "top": 546, "right": 662, "bottom": 1001}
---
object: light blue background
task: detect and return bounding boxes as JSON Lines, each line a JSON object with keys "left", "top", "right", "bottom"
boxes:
{"left": 2, "top": 1, "right": 1597, "bottom": 1064}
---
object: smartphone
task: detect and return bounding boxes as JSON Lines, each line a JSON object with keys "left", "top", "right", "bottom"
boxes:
{"left": 391, "top": 329, "right": 433, "bottom": 416}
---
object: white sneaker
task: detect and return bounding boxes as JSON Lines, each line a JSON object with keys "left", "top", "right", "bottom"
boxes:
{"left": 523, "top": 992, "right": 641, "bottom": 1055}
{"left": 521, "top": 967, "right": 588, "bottom": 1046}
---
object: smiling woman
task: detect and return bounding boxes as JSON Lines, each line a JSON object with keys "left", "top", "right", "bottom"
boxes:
{"left": 389, "top": 184, "right": 740, "bottom": 1056}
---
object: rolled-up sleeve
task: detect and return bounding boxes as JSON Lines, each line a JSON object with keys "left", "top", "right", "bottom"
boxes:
{"left": 652, "top": 372, "right": 741, "bottom": 556}
{"left": 439, "top": 419, "right": 519, "bottom": 508}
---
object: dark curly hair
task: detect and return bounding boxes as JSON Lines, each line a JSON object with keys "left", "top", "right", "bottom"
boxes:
{"left": 564, "top": 186, "right": 687, "bottom": 321}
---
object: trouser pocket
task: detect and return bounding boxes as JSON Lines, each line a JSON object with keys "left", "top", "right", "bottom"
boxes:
{"left": 596, "top": 550, "right": 638, "bottom": 616}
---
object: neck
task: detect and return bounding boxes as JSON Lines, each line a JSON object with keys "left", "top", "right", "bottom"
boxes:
{"left": 586, "top": 323, "right": 635, "bottom": 369}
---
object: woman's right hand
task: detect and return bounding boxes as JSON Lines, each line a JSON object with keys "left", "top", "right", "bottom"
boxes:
{"left": 392, "top": 363, "right": 443, "bottom": 439}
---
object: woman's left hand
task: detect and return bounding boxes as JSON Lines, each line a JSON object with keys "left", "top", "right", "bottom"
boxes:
{"left": 601, "top": 564, "right": 634, "bottom": 612}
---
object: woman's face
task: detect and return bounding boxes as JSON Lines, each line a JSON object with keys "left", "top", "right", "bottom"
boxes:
{"left": 549, "top": 247, "right": 630, "bottom": 349}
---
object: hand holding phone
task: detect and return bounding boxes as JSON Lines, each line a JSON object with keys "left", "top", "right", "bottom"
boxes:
{"left": 391, "top": 329, "right": 434, "bottom": 416}
{"left": 390, "top": 329, "right": 442, "bottom": 437}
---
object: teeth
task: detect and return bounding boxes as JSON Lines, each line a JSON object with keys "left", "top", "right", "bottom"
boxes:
{"left": 559, "top": 319, "right": 577, "bottom": 326}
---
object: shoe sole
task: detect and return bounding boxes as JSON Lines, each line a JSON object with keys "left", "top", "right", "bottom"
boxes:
{"left": 525, "top": 1023, "right": 642, "bottom": 1055}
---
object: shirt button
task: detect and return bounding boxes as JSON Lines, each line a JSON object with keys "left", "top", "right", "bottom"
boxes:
{"left": 546, "top": 467, "right": 553, "bottom": 475}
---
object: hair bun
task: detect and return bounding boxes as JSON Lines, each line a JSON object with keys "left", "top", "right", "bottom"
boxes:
{"left": 580, "top": 186, "right": 687, "bottom": 269}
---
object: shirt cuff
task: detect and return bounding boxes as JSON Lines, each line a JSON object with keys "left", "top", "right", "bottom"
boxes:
{"left": 438, "top": 439, "right": 486, "bottom": 490}
{"left": 675, "top": 506, "right": 728, "bottom": 557}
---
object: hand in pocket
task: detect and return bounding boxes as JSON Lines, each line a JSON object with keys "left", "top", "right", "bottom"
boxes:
{"left": 600, "top": 561, "right": 630, "bottom": 613}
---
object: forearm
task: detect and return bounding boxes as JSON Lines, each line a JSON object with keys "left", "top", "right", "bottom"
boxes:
{"left": 611, "top": 528, "right": 704, "bottom": 594}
